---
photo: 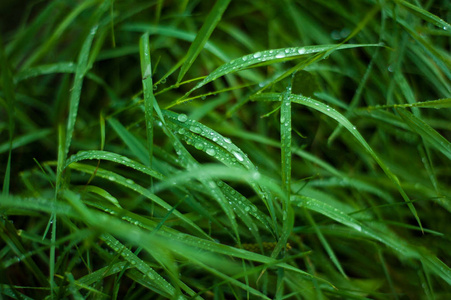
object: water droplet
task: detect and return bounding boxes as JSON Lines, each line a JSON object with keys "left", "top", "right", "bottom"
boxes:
{"left": 242, "top": 56, "right": 248, "bottom": 61}
{"left": 244, "top": 206, "right": 250, "bottom": 212}
{"left": 276, "top": 52, "right": 286, "bottom": 58}
{"left": 177, "top": 114, "right": 188, "bottom": 122}
{"left": 232, "top": 151, "right": 244, "bottom": 162}
{"left": 206, "top": 148, "right": 216, "bottom": 156}
{"left": 161, "top": 78, "right": 167, "bottom": 84}
{"left": 223, "top": 137, "right": 232, "bottom": 144}
{"left": 195, "top": 142, "right": 204, "bottom": 150}
{"left": 190, "top": 126, "right": 202, "bottom": 134}
{"left": 297, "top": 48, "right": 306, "bottom": 55}
{"left": 126, "top": 179, "right": 134, "bottom": 185}
{"left": 253, "top": 52, "right": 262, "bottom": 58}
{"left": 178, "top": 128, "right": 186, "bottom": 134}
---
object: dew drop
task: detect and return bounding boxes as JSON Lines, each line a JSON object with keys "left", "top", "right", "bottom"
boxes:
{"left": 206, "top": 148, "right": 216, "bottom": 156}
{"left": 190, "top": 126, "right": 202, "bottom": 134}
{"left": 276, "top": 52, "right": 286, "bottom": 58}
{"left": 177, "top": 114, "right": 188, "bottom": 122}
{"left": 297, "top": 48, "right": 306, "bottom": 55}
{"left": 178, "top": 128, "right": 186, "bottom": 134}
{"left": 195, "top": 142, "right": 204, "bottom": 150}
{"left": 253, "top": 52, "right": 262, "bottom": 58}
{"left": 232, "top": 151, "right": 244, "bottom": 162}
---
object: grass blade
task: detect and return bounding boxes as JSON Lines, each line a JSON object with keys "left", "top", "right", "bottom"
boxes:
{"left": 139, "top": 33, "right": 155, "bottom": 167}
{"left": 177, "top": 0, "right": 231, "bottom": 83}
{"left": 397, "top": 108, "right": 451, "bottom": 160}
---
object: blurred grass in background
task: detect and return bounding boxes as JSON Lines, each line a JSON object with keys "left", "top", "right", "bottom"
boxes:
{"left": 0, "top": 0, "right": 450, "bottom": 299}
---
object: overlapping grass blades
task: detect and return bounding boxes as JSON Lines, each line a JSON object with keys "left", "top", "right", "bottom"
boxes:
{"left": 1, "top": 0, "right": 450, "bottom": 298}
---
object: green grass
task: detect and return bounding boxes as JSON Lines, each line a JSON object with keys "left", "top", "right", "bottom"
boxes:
{"left": 0, "top": 0, "right": 450, "bottom": 299}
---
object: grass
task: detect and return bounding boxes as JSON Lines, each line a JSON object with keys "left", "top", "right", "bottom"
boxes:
{"left": 0, "top": 0, "right": 450, "bottom": 299}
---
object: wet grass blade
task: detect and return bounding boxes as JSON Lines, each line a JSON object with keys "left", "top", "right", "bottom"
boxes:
{"left": 64, "top": 24, "right": 99, "bottom": 162}
{"left": 139, "top": 33, "right": 155, "bottom": 167}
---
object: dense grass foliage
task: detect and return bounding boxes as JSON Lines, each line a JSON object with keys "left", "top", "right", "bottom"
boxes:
{"left": 1, "top": 0, "right": 450, "bottom": 299}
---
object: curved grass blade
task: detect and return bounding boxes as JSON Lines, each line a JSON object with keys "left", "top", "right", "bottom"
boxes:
{"left": 182, "top": 43, "right": 381, "bottom": 98}
{"left": 397, "top": 0, "right": 451, "bottom": 31}
{"left": 66, "top": 150, "right": 164, "bottom": 179}
{"left": 177, "top": 0, "right": 231, "bottom": 83}
{"left": 14, "top": 62, "right": 76, "bottom": 83}
{"left": 396, "top": 108, "right": 451, "bottom": 160}
{"left": 101, "top": 233, "right": 175, "bottom": 297}
{"left": 252, "top": 92, "right": 423, "bottom": 230}
{"left": 293, "top": 195, "right": 451, "bottom": 285}
{"left": 68, "top": 162, "right": 209, "bottom": 239}
{"left": 163, "top": 110, "right": 278, "bottom": 232}
{"left": 290, "top": 94, "right": 423, "bottom": 231}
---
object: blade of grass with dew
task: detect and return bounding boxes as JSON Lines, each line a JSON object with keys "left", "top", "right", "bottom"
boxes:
{"left": 180, "top": 43, "right": 381, "bottom": 100}
{"left": 397, "top": 0, "right": 451, "bottom": 31}
{"left": 177, "top": 0, "right": 231, "bottom": 83}
{"left": 139, "top": 33, "right": 155, "bottom": 167}
{"left": 64, "top": 24, "right": 99, "bottom": 163}
{"left": 252, "top": 92, "right": 423, "bottom": 230}
{"left": 61, "top": 190, "right": 181, "bottom": 297}
{"left": 66, "top": 150, "right": 163, "bottom": 179}
{"left": 14, "top": 62, "right": 77, "bottom": 83}
{"left": 292, "top": 195, "right": 451, "bottom": 285}
{"left": 365, "top": 98, "right": 451, "bottom": 110}
{"left": 272, "top": 86, "right": 294, "bottom": 262}
{"left": 67, "top": 162, "right": 210, "bottom": 239}
{"left": 0, "top": 194, "right": 326, "bottom": 283}
{"left": 163, "top": 110, "right": 278, "bottom": 232}
{"left": 100, "top": 233, "right": 175, "bottom": 298}
{"left": 396, "top": 108, "right": 451, "bottom": 160}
